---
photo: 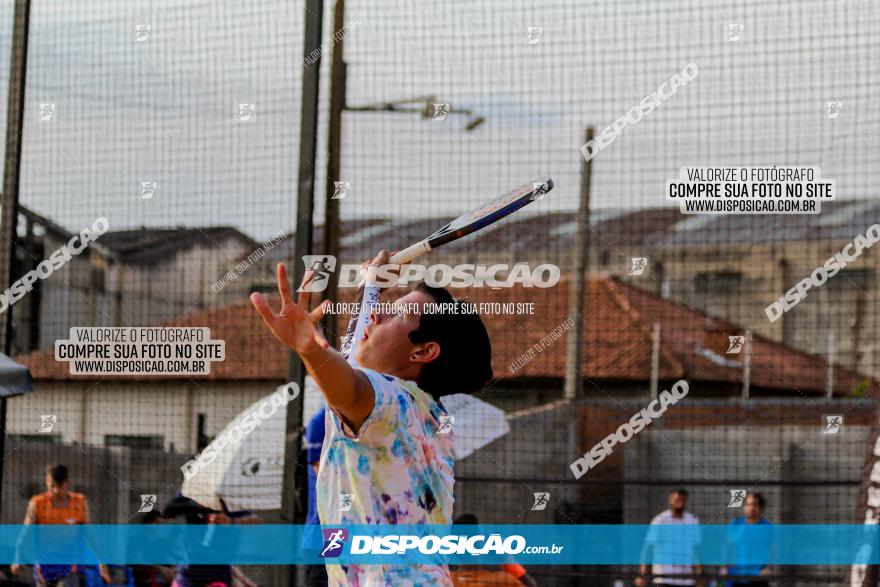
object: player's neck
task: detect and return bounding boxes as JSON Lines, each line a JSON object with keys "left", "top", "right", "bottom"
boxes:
{"left": 48, "top": 491, "right": 70, "bottom": 505}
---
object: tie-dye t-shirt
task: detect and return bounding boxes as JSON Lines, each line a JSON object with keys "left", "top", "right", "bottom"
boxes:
{"left": 316, "top": 367, "right": 455, "bottom": 586}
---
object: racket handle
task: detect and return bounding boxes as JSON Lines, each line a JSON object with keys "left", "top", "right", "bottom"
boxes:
{"left": 352, "top": 240, "right": 431, "bottom": 289}
{"left": 390, "top": 240, "right": 431, "bottom": 265}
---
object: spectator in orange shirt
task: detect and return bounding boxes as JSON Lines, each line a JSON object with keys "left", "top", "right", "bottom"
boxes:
{"left": 10, "top": 464, "right": 110, "bottom": 586}
{"left": 450, "top": 514, "right": 539, "bottom": 587}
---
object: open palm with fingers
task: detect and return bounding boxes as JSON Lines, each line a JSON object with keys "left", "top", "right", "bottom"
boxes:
{"left": 250, "top": 263, "right": 330, "bottom": 353}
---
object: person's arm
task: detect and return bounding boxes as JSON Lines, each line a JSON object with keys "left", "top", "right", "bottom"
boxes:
{"left": 251, "top": 261, "right": 375, "bottom": 433}
{"left": 721, "top": 522, "right": 734, "bottom": 577}
{"left": 692, "top": 523, "right": 703, "bottom": 585}
{"left": 501, "top": 562, "right": 537, "bottom": 586}
{"left": 759, "top": 522, "right": 776, "bottom": 576}
{"left": 23, "top": 500, "right": 36, "bottom": 525}
{"left": 635, "top": 521, "right": 656, "bottom": 587}
{"left": 636, "top": 554, "right": 651, "bottom": 585}
{"left": 10, "top": 500, "right": 36, "bottom": 574}
{"left": 299, "top": 334, "right": 375, "bottom": 434}
{"left": 232, "top": 565, "right": 257, "bottom": 587}
{"left": 82, "top": 499, "right": 112, "bottom": 583}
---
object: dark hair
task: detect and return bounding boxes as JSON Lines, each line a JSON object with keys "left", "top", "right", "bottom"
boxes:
{"left": 408, "top": 283, "right": 493, "bottom": 398}
{"left": 139, "top": 511, "right": 162, "bottom": 524}
{"left": 45, "top": 464, "right": 68, "bottom": 484}
{"left": 671, "top": 488, "right": 688, "bottom": 498}
{"left": 454, "top": 513, "right": 479, "bottom": 525}
{"left": 163, "top": 494, "right": 216, "bottom": 524}
{"left": 747, "top": 492, "right": 766, "bottom": 509}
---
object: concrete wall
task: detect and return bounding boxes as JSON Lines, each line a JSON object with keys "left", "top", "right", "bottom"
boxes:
{"left": 6, "top": 380, "right": 287, "bottom": 454}
{"left": 454, "top": 398, "right": 874, "bottom": 526}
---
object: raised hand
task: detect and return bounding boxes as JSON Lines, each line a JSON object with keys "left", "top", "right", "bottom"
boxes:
{"left": 250, "top": 263, "right": 330, "bottom": 354}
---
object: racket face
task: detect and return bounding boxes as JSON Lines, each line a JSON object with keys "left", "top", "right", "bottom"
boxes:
{"left": 425, "top": 177, "right": 553, "bottom": 248}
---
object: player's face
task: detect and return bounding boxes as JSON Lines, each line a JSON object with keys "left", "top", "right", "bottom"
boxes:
{"left": 669, "top": 492, "right": 687, "bottom": 513}
{"left": 744, "top": 495, "right": 762, "bottom": 519}
{"left": 45, "top": 475, "right": 69, "bottom": 497}
{"left": 356, "top": 290, "right": 435, "bottom": 377}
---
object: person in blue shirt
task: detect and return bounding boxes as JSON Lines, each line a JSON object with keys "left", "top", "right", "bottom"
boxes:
{"left": 304, "top": 407, "right": 327, "bottom": 586}
{"left": 722, "top": 492, "right": 774, "bottom": 587}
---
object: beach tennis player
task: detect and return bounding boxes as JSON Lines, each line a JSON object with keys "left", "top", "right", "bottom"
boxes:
{"left": 250, "top": 249, "right": 493, "bottom": 585}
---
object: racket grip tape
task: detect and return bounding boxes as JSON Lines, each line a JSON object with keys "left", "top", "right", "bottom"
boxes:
{"left": 390, "top": 240, "right": 431, "bottom": 265}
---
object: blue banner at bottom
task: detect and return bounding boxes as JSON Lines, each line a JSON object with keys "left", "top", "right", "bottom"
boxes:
{"left": 0, "top": 524, "right": 877, "bottom": 565}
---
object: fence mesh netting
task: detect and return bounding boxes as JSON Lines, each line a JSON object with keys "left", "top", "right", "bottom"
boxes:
{"left": 0, "top": 0, "right": 878, "bottom": 584}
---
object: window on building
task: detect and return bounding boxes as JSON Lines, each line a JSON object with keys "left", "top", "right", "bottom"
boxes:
{"left": 654, "top": 262, "right": 665, "bottom": 296}
{"left": 695, "top": 271, "right": 742, "bottom": 293}
{"left": 105, "top": 435, "right": 164, "bottom": 450}
{"left": 827, "top": 269, "right": 873, "bottom": 289}
{"left": 9, "top": 434, "right": 61, "bottom": 444}
{"left": 91, "top": 265, "right": 106, "bottom": 293}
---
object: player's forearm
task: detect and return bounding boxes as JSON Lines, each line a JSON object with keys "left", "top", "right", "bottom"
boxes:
{"left": 639, "top": 542, "right": 652, "bottom": 569}
{"left": 300, "top": 343, "right": 357, "bottom": 404}
{"left": 299, "top": 341, "right": 372, "bottom": 432}
{"left": 14, "top": 508, "right": 34, "bottom": 564}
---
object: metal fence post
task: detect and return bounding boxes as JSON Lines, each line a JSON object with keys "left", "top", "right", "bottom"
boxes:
{"left": 282, "top": 0, "right": 324, "bottom": 583}
{"left": 0, "top": 0, "right": 31, "bottom": 519}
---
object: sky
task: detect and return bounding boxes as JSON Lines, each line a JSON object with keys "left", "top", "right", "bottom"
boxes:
{"left": 0, "top": 0, "right": 877, "bottom": 241}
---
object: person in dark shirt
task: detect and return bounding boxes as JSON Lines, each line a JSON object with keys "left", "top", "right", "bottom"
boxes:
{"left": 129, "top": 511, "right": 174, "bottom": 587}
{"left": 722, "top": 492, "right": 774, "bottom": 587}
{"left": 163, "top": 495, "right": 258, "bottom": 587}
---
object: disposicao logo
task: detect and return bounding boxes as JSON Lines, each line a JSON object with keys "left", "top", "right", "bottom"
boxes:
{"left": 320, "top": 528, "right": 349, "bottom": 558}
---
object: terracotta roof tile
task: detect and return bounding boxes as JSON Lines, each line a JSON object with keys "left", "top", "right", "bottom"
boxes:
{"left": 17, "top": 277, "right": 872, "bottom": 395}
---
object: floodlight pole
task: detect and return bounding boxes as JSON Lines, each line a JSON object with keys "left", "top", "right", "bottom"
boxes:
{"left": 0, "top": 0, "right": 30, "bottom": 519}
{"left": 323, "top": 0, "right": 347, "bottom": 344}
{"left": 283, "top": 0, "right": 323, "bottom": 584}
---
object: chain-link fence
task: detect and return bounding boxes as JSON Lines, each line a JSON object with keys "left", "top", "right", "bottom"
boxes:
{"left": 0, "top": 0, "right": 878, "bottom": 585}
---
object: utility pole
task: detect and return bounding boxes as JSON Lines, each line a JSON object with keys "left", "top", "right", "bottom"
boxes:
{"left": 650, "top": 323, "right": 660, "bottom": 399}
{"left": 826, "top": 332, "right": 835, "bottom": 398}
{"left": 323, "top": 0, "right": 347, "bottom": 344}
{"left": 852, "top": 291, "right": 863, "bottom": 371}
{"left": 741, "top": 330, "right": 752, "bottom": 399}
{"left": 564, "top": 127, "right": 593, "bottom": 400}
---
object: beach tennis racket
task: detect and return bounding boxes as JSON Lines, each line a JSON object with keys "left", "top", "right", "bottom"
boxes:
{"left": 387, "top": 177, "right": 553, "bottom": 265}
{"left": 340, "top": 177, "right": 553, "bottom": 361}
